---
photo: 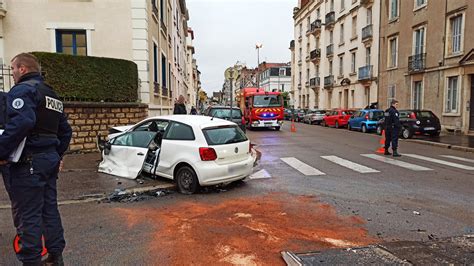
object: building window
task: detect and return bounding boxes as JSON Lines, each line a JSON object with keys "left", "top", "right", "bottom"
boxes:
{"left": 153, "top": 43, "right": 158, "bottom": 89}
{"left": 351, "top": 52, "right": 356, "bottom": 73}
{"left": 413, "top": 27, "right": 425, "bottom": 55}
{"left": 352, "top": 16, "right": 357, "bottom": 39}
{"left": 367, "top": 7, "right": 372, "bottom": 25}
{"left": 446, "top": 76, "right": 459, "bottom": 113}
{"left": 299, "top": 48, "right": 302, "bottom": 61}
{"left": 449, "top": 15, "right": 463, "bottom": 54}
{"left": 388, "top": 85, "right": 396, "bottom": 107}
{"left": 413, "top": 81, "right": 422, "bottom": 109}
{"left": 307, "top": 17, "right": 311, "bottom": 32}
{"left": 317, "top": 8, "right": 320, "bottom": 18}
{"left": 299, "top": 72, "right": 302, "bottom": 84}
{"left": 299, "top": 23, "right": 303, "bottom": 37}
{"left": 340, "top": 23, "right": 344, "bottom": 44}
{"left": 279, "top": 68, "right": 286, "bottom": 76}
{"left": 341, "top": 0, "right": 345, "bottom": 11}
{"left": 339, "top": 56, "right": 344, "bottom": 76}
{"left": 55, "top": 30, "right": 87, "bottom": 56}
{"left": 306, "top": 68, "right": 310, "bottom": 82}
{"left": 329, "top": 30, "right": 334, "bottom": 44}
{"left": 316, "top": 64, "right": 320, "bottom": 76}
{"left": 388, "top": 36, "right": 398, "bottom": 68}
{"left": 415, "top": 0, "right": 427, "bottom": 9}
{"left": 329, "top": 60, "right": 333, "bottom": 75}
{"left": 161, "top": 54, "right": 167, "bottom": 89}
{"left": 160, "top": 0, "right": 166, "bottom": 25}
{"left": 389, "top": 0, "right": 399, "bottom": 20}
{"left": 330, "top": 0, "right": 334, "bottom": 11}
{"left": 366, "top": 47, "right": 371, "bottom": 65}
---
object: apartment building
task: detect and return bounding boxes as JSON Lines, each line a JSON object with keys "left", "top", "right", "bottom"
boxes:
{"left": 379, "top": 0, "right": 474, "bottom": 133}
{"left": 291, "top": 0, "right": 380, "bottom": 110}
{"left": 0, "top": 0, "right": 200, "bottom": 116}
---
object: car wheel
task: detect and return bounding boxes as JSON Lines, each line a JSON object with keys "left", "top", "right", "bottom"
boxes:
{"left": 176, "top": 166, "right": 200, "bottom": 194}
{"left": 335, "top": 121, "right": 339, "bottom": 129}
{"left": 275, "top": 126, "right": 280, "bottom": 131}
{"left": 376, "top": 125, "right": 382, "bottom": 135}
{"left": 361, "top": 124, "right": 367, "bottom": 133}
{"left": 401, "top": 127, "right": 413, "bottom": 139}
{"left": 322, "top": 120, "right": 327, "bottom": 127}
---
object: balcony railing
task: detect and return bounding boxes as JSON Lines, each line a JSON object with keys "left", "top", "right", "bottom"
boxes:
{"left": 361, "top": 24, "right": 373, "bottom": 42}
{"left": 324, "top": 75, "right": 334, "bottom": 87}
{"left": 310, "top": 49, "right": 321, "bottom": 61}
{"left": 358, "top": 65, "right": 373, "bottom": 81}
{"left": 309, "top": 20, "right": 322, "bottom": 34}
{"left": 326, "top": 44, "right": 334, "bottom": 57}
{"left": 310, "top": 77, "right": 320, "bottom": 87}
{"left": 162, "top": 86, "right": 168, "bottom": 97}
{"left": 305, "top": 81, "right": 310, "bottom": 87}
{"left": 298, "top": 83, "right": 302, "bottom": 89}
{"left": 325, "top": 11, "right": 335, "bottom": 27}
{"left": 408, "top": 53, "right": 426, "bottom": 72}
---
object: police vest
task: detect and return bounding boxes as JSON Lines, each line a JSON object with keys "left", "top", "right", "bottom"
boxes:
{"left": 21, "top": 79, "right": 64, "bottom": 136}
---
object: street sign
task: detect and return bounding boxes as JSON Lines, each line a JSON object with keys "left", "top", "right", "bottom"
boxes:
{"left": 225, "top": 67, "right": 239, "bottom": 80}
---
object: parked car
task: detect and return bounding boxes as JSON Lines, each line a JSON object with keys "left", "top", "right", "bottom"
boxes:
{"left": 98, "top": 115, "right": 257, "bottom": 194}
{"left": 294, "top": 109, "right": 307, "bottom": 122}
{"left": 348, "top": 109, "right": 384, "bottom": 133}
{"left": 303, "top": 109, "right": 327, "bottom": 125}
{"left": 284, "top": 109, "right": 293, "bottom": 120}
{"left": 376, "top": 115, "right": 416, "bottom": 139}
{"left": 202, "top": 106, "right": 246, "bottom": 133}
{"left": 321, "top": 109, "right": 355, "bottom": 128}
{"left": 400, "top": 109, "right": 441, "bottom": 137}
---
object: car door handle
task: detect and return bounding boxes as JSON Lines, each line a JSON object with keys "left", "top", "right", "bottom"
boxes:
{"left": 137, "top": 152, "right": 145, "bottom": 156}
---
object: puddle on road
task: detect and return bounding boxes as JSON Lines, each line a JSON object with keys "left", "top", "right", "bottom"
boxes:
{"left": 115, "top": 193, "right": 376, "bottom": 265}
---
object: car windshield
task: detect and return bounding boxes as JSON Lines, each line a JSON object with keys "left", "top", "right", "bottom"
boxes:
{"left": 209, "top": 108, "right": 242, "bottom": 119}
{"left": 202, "top": 125, "right": 248, "bottom": 145}
{"left": 253, "top": 95, "right": 282, "bottom": 107}
{"left": 315, "top": 110, "right": 326, "bottom": 114}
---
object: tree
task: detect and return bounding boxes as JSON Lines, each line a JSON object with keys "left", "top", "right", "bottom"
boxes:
{"left": 281, "top": 91, "right": 290, "bottom": 108}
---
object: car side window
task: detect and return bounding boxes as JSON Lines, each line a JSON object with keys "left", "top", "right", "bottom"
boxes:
{"left": 112, "top": 131, "right": 156, "bottom": 148}
{"left": 164, "top": 122, "right": 195, "bottom": 140}
{"left": 133, "top": 120, "right": 169, "bottom": 133}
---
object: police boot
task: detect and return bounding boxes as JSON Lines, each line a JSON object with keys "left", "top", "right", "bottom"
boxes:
{"left": 42, "top": 254, "right": 64, "bottom": 266}
{"left": 384, "top": 148, "right": 392, "bottom": 156}
{"left": 392, "top": 149, "right": 401, "bottom": 157}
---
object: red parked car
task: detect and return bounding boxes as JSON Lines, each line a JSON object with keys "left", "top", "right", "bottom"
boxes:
{"left": 321, "top": 109, "right": 355, "bottom": 128}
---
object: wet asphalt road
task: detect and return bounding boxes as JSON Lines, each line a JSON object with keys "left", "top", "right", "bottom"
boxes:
{"left": 0, "top": 122, "right": 473, "bottom": 265}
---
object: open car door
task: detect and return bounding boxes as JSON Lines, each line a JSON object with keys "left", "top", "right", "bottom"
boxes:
{"left": 98, "top": 131, "right": 157, "bottom": 179}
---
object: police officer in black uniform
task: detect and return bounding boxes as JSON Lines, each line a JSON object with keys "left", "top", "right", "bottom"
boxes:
{"left": 0, "top": 53, "right": 72, "bottom": 266}
{"left": 384, "top": 99, "right": 402, "bottom": 157}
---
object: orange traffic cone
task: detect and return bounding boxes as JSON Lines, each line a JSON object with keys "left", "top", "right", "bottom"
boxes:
{"left": 291, "top": 119, "right": 297, "bottom": 133}
{"left": 376, "top": 130, "right": 386, "bottom": 154}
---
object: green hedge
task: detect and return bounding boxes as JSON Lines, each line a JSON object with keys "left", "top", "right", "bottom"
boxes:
{"left": 32, "top": 52, "right": 138, "bottom": 102}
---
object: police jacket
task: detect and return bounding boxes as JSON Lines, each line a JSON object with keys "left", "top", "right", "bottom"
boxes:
{"left": 384, "top": 106, "right": 401, "bottom": 129}
{"left": 0, "top": 91, "right": 6, "bottom": 129}
{"left": 0, "top": 72, "right": 72, "bottom": 160}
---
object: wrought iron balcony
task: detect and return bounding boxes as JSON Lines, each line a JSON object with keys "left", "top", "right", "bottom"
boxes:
{"left": 408, "top": 53, "right": 426, "bottom": 72}
{"left": 326, "top": 44, "right": 334, "bottom": 57}
{"left": 361, "top": 24, "right": 373, "bottom": 42}
{"left": 324, "top": 75, "right": 334, "bottom": 88}
{"left": 358, "top": 65, "right": 373, "bottom": 81}
{"left": 298, "top": 83, "right": 302, "bottom": 90}
{"left": 162, "top": 86, "right": 168, "bottom": 97}
{"left": 309, "top": 20, "right": 322, "bottom": 35}
{"left": 305, "top": 81, "right": 310, "bottom": 87}
{"left": 310, "top": 77, "right": 320, "bottom": 88}
{"left": 310, "top": 49, "right": 321, "bottom": 62}
{"left": 325, "top": 11, "right": 335, "bottom": 27}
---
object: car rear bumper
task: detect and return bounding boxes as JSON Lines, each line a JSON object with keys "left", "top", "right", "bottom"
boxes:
{"left": 195, "top": 155, "right": 254, "bottom": 186}
{"left": 251, "top": 119, "right": 282, "bottom": 127}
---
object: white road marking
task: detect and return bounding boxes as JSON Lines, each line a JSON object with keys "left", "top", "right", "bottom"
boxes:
{"left": 321, "top": 155, "right": 380, "bottom": 173}
{"left": 248, "top": 169, "right": 272, "bottom": 179}
{"left": 404, "top": 154, "right": 474, "bottom": 170}
{"left": 280, "top": 157, "right": 326, "bottom": 176}
{"left": 440, "top": 155, "right": 474, "bottom": 164}
{"left": 361, "top": 154, "right": 432, "bottom": 171}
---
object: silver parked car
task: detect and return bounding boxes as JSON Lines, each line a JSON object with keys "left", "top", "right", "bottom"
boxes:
{"left": 303, "top": 110, "right": 327, "bottom": 125}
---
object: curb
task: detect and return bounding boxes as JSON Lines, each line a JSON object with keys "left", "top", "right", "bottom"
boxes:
{"left": 0, "top": 183, "right": 176, "bottom": 210}
{"left": 405, "top": 139, "right": 474, "bottom": 153}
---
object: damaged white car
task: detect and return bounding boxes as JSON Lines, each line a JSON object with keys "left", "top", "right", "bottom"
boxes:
{"left": 98, "top": 115, "right": 257, "bottom": 194}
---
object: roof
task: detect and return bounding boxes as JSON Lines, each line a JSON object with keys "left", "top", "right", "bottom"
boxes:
{"left": 147, "top": 115, "right": 235, "bottom": 128}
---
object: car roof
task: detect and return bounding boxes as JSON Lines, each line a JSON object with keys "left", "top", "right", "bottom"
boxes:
{"left": 147, "top": 115, "right": 236, "bottom": 128}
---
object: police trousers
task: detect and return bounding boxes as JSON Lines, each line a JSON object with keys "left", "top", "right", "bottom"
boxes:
{"left": 5, "top": 151, "right": 65, "bottom": 264}
{"left": 384, "top": 126, "right": 400, "bottom": 150}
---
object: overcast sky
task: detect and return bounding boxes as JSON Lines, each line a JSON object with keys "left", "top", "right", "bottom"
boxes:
{"left": 187, "top": 0, "right": 297, "bottom": 95}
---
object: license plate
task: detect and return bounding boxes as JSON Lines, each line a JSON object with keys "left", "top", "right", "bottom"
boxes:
{"left": 264, "top": 122, "right": 273, "bottom": 125}
{"left": 424, "top": 127, "right": 435, "bottom": 130}
{"left": 229, "top": 165, "right": 241, "bottom": 174}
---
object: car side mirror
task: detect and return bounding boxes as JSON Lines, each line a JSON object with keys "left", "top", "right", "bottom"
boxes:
{"left": 104, "top": 142, "right": 112, "bottom": 155}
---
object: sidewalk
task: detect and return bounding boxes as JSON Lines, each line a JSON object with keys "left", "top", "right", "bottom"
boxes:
{"left": 0, "top": 152, "right": 174, "bottom": 207}
{"left": 407, "top": 132, "right": 474, "bottom": 152}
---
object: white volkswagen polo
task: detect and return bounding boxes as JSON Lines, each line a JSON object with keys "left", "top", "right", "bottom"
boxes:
{"left": 98, "top": 115, "right": 257, "bottom": 194}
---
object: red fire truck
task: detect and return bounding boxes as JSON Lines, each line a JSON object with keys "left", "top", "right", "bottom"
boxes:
{"left": 238, "top": 87, "right": 284, "bottom": 130}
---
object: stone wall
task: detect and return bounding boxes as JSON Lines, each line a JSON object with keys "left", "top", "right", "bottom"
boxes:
{"left": 64, "top": 102, "right": 148, "bottom": 153}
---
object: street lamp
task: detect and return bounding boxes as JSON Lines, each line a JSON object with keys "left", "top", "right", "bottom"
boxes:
{"left": 256, "top": 43, "right": 263, "bottom": 88}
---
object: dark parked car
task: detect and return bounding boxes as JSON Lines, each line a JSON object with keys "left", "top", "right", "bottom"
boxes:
{"left": 294, "top": 109, "right": 307, "bottom": 122}
{"left": 376, "top": 113, "right": 417, "bottom": 139}
{"left": 400, "top": 110, "right": 441, "bottom": 137}
{"left": 284, "top": 109, "right": 294, "bottom": 120}
{"left": 202, "top": 106, "right": 246, "bottom": 132}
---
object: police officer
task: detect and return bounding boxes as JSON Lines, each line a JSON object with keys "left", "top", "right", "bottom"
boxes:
{"left": 0, "top": 53, "right": 72, "bottom": 266}
{"left": 384, "top": 99, "right": 401, "bottom": 157}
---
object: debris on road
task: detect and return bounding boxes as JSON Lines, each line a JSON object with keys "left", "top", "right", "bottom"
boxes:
{"left": 104, "top": 188, "right": 173, "bottom": 203}
{"left": 413, "top": 211, "right": 421, "bottom": 215}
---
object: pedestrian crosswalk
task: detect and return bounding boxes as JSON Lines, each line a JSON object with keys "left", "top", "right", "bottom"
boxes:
{"left": 250, "top": 153, "right": 474, "bottom": 178}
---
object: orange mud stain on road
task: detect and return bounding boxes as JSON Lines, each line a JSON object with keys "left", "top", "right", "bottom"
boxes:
{"left": 115, "top": 193, "right": 376, "bottom": 265}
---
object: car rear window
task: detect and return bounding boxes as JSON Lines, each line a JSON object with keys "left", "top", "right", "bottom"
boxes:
{"left": 371, "top": 111, "right": 384, "bottom": 120}
{"left": 209, "top": 108, "right": 242, "bottom": 119}
{"left": 202, "top": 125, "right": 248, "bottom": 145}
{"left": 416, "top": 111, "right": 434, "bottom": 118}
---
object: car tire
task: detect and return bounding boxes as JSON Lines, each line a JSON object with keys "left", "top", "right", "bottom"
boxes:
{"left": 335, "top": 121, "right": 339, "bottom": 129}
{"left": 401, "top": 127, "right": 413, "bottom": 139}
{"left": 275, "top": 126, "right": 280, "bottom": 131}
{"left": 361, "top": 124, "right": 367, "bottom": 133}
{"left": 322, "top": 120, "right": 327, "bottom": 127}
{"left": 376, "top": 125, "right": 382, "bottom": 135}
{"left": 176, "top": 166, "right": 200, "bottom": 194}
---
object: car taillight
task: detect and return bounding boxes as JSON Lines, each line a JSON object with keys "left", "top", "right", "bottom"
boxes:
{"left": 241, "top": 116, "right": 246, "bottom": 125}
{"left": 199, "top": 147, "right": 217, "bottom": 161}
{"left": 249, "top": 143, "right": 255, "bottom": 153}
{"left": 409, "top": 112, "right": 417, "bottom": 119}
{"left": 365, "top": 114, "right": 369, "bottom": 120}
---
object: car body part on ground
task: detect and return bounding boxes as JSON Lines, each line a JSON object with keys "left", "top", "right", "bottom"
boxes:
{"left": 98, "top": 115, "right": 257, "bottom": 194}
